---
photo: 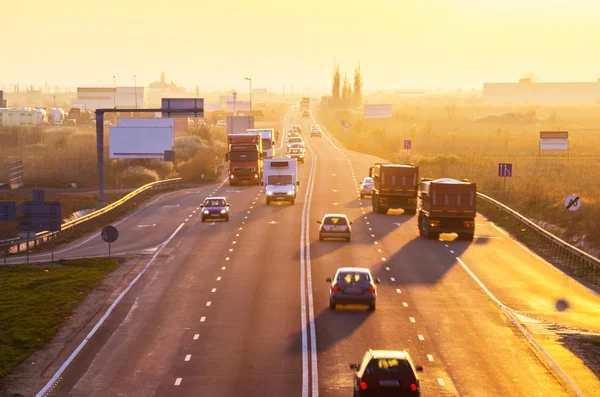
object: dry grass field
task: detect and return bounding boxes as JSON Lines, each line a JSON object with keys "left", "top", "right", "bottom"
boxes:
{"left": 316, "top": 101, "right": 600, "bottom": 251}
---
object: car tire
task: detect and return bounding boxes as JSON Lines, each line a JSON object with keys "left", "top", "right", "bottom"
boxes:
{"left": 329, "top": 301, "right": 336, "bottom": 310}
{"left": 319, "top": 235, "right": 324, "bottom": 241}
{"left": 360, "top": 193, "right": 364, "bottom": 199}
{"left": 290, "top": 198, "right": 295, "bottom": 204}
{"left": 459, "top": 233, "right": 474, "bottom": 241}
{"left": 266, "top": 198, "right": 270, "bottom": 205}
{"left": 368, "top": 304, "right": 376, "bottom": 311}
{"left": 404, "top": 209, "right": 416, "bottom": 215}
{"left": 201, "top": 217, "right": 206, "bottom": 223}
{"left": 225, "top": 215, "right": 229, "bottom": 222}
{"left": 346, "top": 236, "right": 351, "bottom": 242}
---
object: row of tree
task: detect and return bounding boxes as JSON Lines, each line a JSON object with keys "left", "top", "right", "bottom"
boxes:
{"left": 331, "top": 63, "right": 363, "bottom": 106}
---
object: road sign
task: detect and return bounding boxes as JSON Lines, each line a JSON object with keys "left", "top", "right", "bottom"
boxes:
{"left": 101, "top": 225, "right": 119, "bottom": 243}
{"left": 564, "top": 194, "right": 581, "bottom": 211}
{"left": 498, "top": 163, "right": 513, "bottom": 177}
{"left": 161, "top": 98, "right": 204, "bottom": 118}
{"left": 32, "top": 189, "right": 45, "bottom": 202}
{"left": 404, "top": 140, "right": 412, "bottom": 150}
{"left": 17, "top": 201, "right": 62, "bottom": 232}
{"left": 0, "top": 202, "right": 16, "bottom": 221}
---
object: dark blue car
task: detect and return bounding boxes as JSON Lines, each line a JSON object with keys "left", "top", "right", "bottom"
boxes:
{"left": 201, "top": 197, "right": 230, "bottom": 222}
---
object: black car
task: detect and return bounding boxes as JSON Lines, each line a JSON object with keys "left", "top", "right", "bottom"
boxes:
{"left": 326, "top": 267, "right": 380, "bottom": 311}
{"left": 350, "top": 349, "right": 423, "bottom": 397}
{"left": 201, "top": 197, "right": 230, "bottom": 222}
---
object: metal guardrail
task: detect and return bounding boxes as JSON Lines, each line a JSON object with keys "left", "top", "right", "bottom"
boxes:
{"left": 1, "top": 178, "right": 182, "bottom": 256}
{"left": 477, "top": 192, "right": 600, "bottom": 285}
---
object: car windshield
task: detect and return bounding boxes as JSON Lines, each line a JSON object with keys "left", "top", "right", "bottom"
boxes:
{"left": 268, "top": 175, "right": 292, "bottom": 185}
{"left": 323, "top": 217, "right": 348, "bottom": 225}
{"left": 230, "top": 152, "right": 258, "bottom": 162}
{"left": 365, "top": 358, "right": 412, "bottom": 376}
{"left": 204, "top": 199, "right": 225, "bottom": 207}
{"left": 363, "top": 178, "right": 374, "bottom": 185}
{"left": 337, "top": 272, "right": 370, "bottom": 283}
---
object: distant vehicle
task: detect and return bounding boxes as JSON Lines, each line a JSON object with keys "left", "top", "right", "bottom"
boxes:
{"left": 318, "top": 213, "right": 352, "bottom": 242}
{"left": 263, "top": 159, "right": 299, "bottom": 205}
{"left": 288, "top": 129, "right": 300, "bottom": 137}
{"left": 226, "top": 134, "right": 263, "bottom": 185}
{"left": 201, "top": 197, "right": 230, "bottom": 222}
{"left": 68, "top": 107, "right": 94, "bottom": 125}
{"left": 326, "top": 267, "right": 379, "bottom": 310}
{"left": 291, "top": 124, "right": 302, "bottom": 134}
{"left": 247, "top": 128, "right": 274, "bottom": 158}
{"left": 311, "top": 124, "right": 320, "bottom": 130}
{"left": 287, "top": 136, "right": 304, "bottom": 147}
{"left": 287, "top": 145, "right": 305, "bottom": 163}
{"left": 50, "top": 108, "right": 65, "bottom": 125}
{"left": 217, "top": 120, "right": 227, "bottom": 127}
{"left": 349, "top": 349, "right": 423, "bottom": 396}
{"left": 310, "top": 128, "right": 322, "bottom": 138}
{"left": 417, "top": 178, "right": 476, "bottom": 241}
{"left": 301, "top": 109, "right": 310, "bottom": 118}
{"left": 369, "top": 163, "right": 419, "bottom": 215}
{"left": 360, "top": 177, "right": 374, "bottom": 198}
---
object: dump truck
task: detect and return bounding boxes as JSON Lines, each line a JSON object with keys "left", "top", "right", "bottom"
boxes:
{"left": 417, "top": 178, "right": 477, "bottom": 241}
{"left": 369, "top": 163, "right": 419, "bottom": 214}
{"left": 226, "top": 134, "right": 263, "bottom": 185}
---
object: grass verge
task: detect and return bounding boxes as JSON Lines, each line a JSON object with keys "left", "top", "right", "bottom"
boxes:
{"left": 0, "top": 258, "right": 119, "bottom": 377}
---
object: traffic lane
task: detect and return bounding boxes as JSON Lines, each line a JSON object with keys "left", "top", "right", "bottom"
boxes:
{"left": 305, "top": 133, "right": 459, "bottom": 396}
{"left": 3, "top": 180, "right": 229, "bottom": 264}
{"left": 449, "top": 216, "right": 600, "bottom": 332}
{"left": 367, "top": 212, "right": 570, "bottom": 397}
{"left": 157, "top": 168, "right": 308, "bottom": 396}
{"left": 49, "top": 191, "right": 248, "bottom": 397}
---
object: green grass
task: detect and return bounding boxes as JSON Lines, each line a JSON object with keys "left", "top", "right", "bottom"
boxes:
{"left": 0, "top": 258, "right": 119, "bottom": 377}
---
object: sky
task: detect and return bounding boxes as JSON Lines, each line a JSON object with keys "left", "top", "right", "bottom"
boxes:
{"left": 2, "top": 0, "right": 600, "bottom": 93}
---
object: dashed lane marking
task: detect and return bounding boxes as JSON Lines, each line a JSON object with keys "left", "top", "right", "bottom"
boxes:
{"left": 185, "top": 355, "right": 191, "bottom": 362}
{"left": 206, "top": 301, "right": 211, "bottom": 306}
{"left": 403, "top": 302, "right": 408, "bottom": 307}
{"left": 427, "top": 354, "right": 434, "bottom": 361}
{"left": 381, "top": 258, "right": 386, "bottom": 261}
{"left": 211, "top": 288, "right": 216, "bottom": 292}
{"left": 377, "top": 249, "right": 382, "bottom": 252}
{"left": 217, "top": 276, "right": 222, "bottom": 280}
{"left": 418, "top": 334, "right": 424, "bottom": 341}
{"left": 200, "top": 317, "right": 206, "bottom": 322}
{"left": 229, "top": 249, "right": 233, "bottom": 252}
{"left": 233, "top": 241, "right": 237, "bottom": 244}
{"left": 438, "top": 378, "right": 445, "bottom": 386}
{"left": 390, "top": 277, "right": 396, "bottom": 281}
{"left": 174, "top": 378, "right": 182, "bottom": 386}
{"left": 221, "top": 266, "right": 226, "bottom": 270}
{"left": 410, "top": 317, "right": 416, "bottom": 323}
{"left": 193, "top": 334, "right": 199, "bottom": 340}
{"left": 396, "top": 289, "right": 401, "bottom": 293}
{"left": 226, "top": 257, "right": 230, "bottom": 261}
{"left": 385, "top": 267, "right": 390, "bottom": 271}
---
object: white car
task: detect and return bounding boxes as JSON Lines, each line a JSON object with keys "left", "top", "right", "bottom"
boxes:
{"left": 287, "top": 136, "right": 304, "bottom": 147}
{"left": 360, "top": 177, "right": 374, "bottom": 198}
{"left": 318, "top": 213, "right": 353, "bottom": 242}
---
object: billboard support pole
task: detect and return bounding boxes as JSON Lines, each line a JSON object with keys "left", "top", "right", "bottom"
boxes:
{"left": 26, "top": 209, "right": 30, "bottom": 265}
{"left": 96, "top": 112, "right": 106, "bottom": 208}
{"left": 3, "top": 211, "right": 6, "bottom": 265}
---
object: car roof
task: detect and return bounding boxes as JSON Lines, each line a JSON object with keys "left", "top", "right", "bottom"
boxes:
{"left": 322, "top": 213, "right": 349, "bottom": 218}
{"left": 363, "top": 177, "right": 374, "bottom": 181}
{"left": 369, "top": 349, "right": 409, "bottom": 360}
{"left": 335, "top": 267, "right": 371, "bottom": 273}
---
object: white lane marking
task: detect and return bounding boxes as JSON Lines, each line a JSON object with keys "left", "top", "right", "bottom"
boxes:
{"left": 454, "top": 256, "right": 586, "bottom": 396}
{"left": 229, "top": 249, "right": 233, "bottom": 252}
{"left": 444, "top": 244, "right": 449, "bottom": 247}
{"left": 206, "top": 301, "right": 211, "bottom": 306}
{"left": 381, "top": 257, "right": 386, "bottom": 261}
{"left": 403, "top": 302, "right": 408, "bottom": 307}
{"left": 250, "top": 206, "right": 254, "bottom": 209}
{"left": 396, "top": 289, "right": 401, "bottom": 293}
{"left": 242, "top": 221, "right": 246, "bottom": 224}
{"left": 225, "top": 257, "right": 230, "bottom": 261}
{"left": 221, "top": 267, "right": 226, "bottom": 270}
{"left": 196, "top": 207, "right": 200, "bottom": 210}
{"left": 184, "top": 218, "right": 189, "bottom": 222}
{"left": 449, "top": 250, "right": 455, "bottom": 254}
{"left": 369, "top": 228, "right": 372, "bottom": 231}
{"left": 200, "top": 317, "right": 206, "bottom": 322}
{"left": 217, "top": 277, "right": 222, "bottom": 281}
{"left": 211, "top": 288, "right": 216, "bottom": 292}
{"left": 185, "top": 355, "right": 191, "bottom": 362}
{"left": 427, "top": 354, "right": 434, "bottom": 361}
{"left": 236, "top": 234, "right": 240, "bottom": 237}
{"left": 366, "top": 222, "right": 370, "bottom": 225}
{"left": 377, "top": 249, "right": 382, "bottom": 252}
{"left": 390, "top": 277, "right": 396, "bottom": 281}
{"left": 362, "top": 211, "right": 366, "bottom": 214}
{"left": 35, "top": 222, "right": 186, "bottom": 397}
{"left": 374, "top": 241, "right": 379, "bottom": 245}
{"left": 252, "top": 202, "right": 256, "bottom": 204}
{"left": 244, "top": 216, "right": 248, "bottom": 219}
{"left": 239, "top": 227, "right": 243, "bottom": 230}
{"left": 136, "top": 224, "right": 156, "bottom": 228}
{"left": 233, "top": 241, "right": 236, "bottom": 244}
{"left": 174, "top": 378, "right": 182, "bottom": 386}
{"left": 371, "top": 234, "right": 375, "bottom": 237}
{"left": 418, "top": 334, "right": 424, "bottom": 340}
{"left": 385, "top": 267, "right": 390, "bottom": 271}
{"left": 192, "top": 211, "right": 196, "bottom": 214}
{"left": 364, "top": 216, "right": 368, "bottom": 219}
{"left": 193, "top": 334, "right": 199, "bottom": 340}
{"left": 438, "top": 378, "right": 445, "bottom": 386}
{"left": 410, "top": 317, "right": 416, "bottom": 323}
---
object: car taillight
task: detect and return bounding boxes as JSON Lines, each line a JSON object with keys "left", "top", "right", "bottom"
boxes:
{"left": 332, "top": 285, "right": 340, "bottom": 291}
{"left": 464, "top": 221, "right": 473, "bottom": 228}
{"left": 429, "top": 220, "right": 440, "bottom": 228}
{"left": 367, "top": 286, "right": 375, "bottom": 293}
{"left": 360, "top": 381, "right": 367, "bottom": 390}
{"left": 410, "top": 383, "right": 417, "bottom": 391}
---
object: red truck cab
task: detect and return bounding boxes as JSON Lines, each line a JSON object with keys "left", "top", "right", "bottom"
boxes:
{"left": 226, "top": 134, "right": 263, "bottom": 186}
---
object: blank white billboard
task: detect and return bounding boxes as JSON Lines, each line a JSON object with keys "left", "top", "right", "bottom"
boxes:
{"left": 540, "top": 139, "right": 568, "bottom": 151}
{"left": 109, "top": 127, "right": 174, "bottom": 159}
{"left": 364, "top": 104, "right": 392, "bottom": 119}
{"left": 227, "top": 116, "right": 254, "bottom": 135}
{"left": 117, "top": 118, "right": 174, "bottom": 146}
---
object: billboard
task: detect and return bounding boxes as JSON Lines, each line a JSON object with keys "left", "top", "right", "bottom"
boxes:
{"left": 161, "top": 98, "right": 204, "bottom": 118}
{"left": 76, "top": 87, "right": 146, "bottom": 111}
{"left": 539, "top": 131, "right": 569, "bottom": 152}
{"left": 364, "top": 104, "right": 392, "bottom": 119}
{"left": 226, "top": 116, "right": 254, "bottom": 135}
{"left": 109, "top": 127, "right": 174, "bottom": 159}
{"left": 117, "top": 118, "right": 175, "bottom": 146}
{"left": 226, "top": 101, "right": 251, "bottom": 112}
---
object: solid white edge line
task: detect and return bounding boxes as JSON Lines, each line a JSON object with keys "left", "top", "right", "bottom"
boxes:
{"left": 454, "top": 256, "right": 586, "bottom": 397}
{"left": 35, "top": 222, "right": 186, "bottom": 397}
{"left": 299, "top": 113, "right": 310, "bottom": 397}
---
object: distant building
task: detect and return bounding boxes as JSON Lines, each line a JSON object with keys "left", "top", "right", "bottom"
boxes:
{"left": 75, "top": 87, "right": 146, "bottom": 110}
{"left": 0, "top": 90, "right": 6, "bottom": 107}
{"left": 483, "top": 78, "right": 600, "bottom": 104}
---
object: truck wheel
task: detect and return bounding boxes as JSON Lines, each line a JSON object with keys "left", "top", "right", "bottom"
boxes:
{"left": 427, "top": 231, "right": 440, "bottom": 240}
{"left": 266, "top": 198, "right": 271, "bottom": 205}
{"left": 459, "top": 233, "right": 474, "bottom": 241}
{"left": 290, "top": 198, "right": 295, "bottom": 204}
{"left": 372, "top": 196, "right": 378, "bottom": 213}
{"left": 404, "top": 209, "right": 416, "bottom": 215}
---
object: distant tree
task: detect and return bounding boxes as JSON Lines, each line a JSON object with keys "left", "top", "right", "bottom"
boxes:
{"left": 332, "top": 64, "right": 341, "bottom": 102}
{"left": 352, "top": 63, "right": 363, "bottom": 105}
{"left": 160, "top": 72, "right": 166, "bottom": 85}
{"left": 342, "top": 73, "right": 352, "bottom": 106}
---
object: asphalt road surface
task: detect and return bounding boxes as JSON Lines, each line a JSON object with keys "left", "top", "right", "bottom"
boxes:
{"left": 26, "top": 107, "right": 599, "bottom": 397}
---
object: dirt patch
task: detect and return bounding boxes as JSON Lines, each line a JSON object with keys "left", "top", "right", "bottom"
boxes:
{"left": 559, "top": 334, "right": 600, "bottom": 380}
{"left": 0, "top": 255, "right": 147, "bottom": 397}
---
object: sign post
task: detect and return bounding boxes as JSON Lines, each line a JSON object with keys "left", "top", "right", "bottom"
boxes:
{"left": 0, "top": 202, "right": 16, "bottom": 265}
{"left": 564, "top": 194, "right": 581, "bottom": 244}
{"left": 17, "top": 201, "right": 62, "bottom": 264}
{"left": 404, "top": 139, "right": 412, "bottom": 156}
{"left": 101, "top": 225, "right": 119, "bottom": 257}
{"left": 498, "top": 163, "right": 513, "bottom": 193}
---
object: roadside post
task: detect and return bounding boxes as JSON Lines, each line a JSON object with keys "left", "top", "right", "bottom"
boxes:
{"left": 101, "top": 225, "right": 119, "bottom": 258}
{"left": 404, "top": 140, "right": 412, "bottom": 156}
{"left": 564, "top": 194, "right": 582, "bottom": 244}
{"left": 0, "top": 202, "right": 16, "bottom": 264}
{"left": 498, "top": 163, "right": 513, "bottom": 194}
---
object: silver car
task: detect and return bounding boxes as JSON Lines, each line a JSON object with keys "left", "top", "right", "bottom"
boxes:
{"left": 326, "top": 267, "right": 381, "bottom": 311}
{"left": 318, "top": 213, "right": 353, "bottom": 241}
{"left": 360, "top": 177, "right": 374, "bottom": 198}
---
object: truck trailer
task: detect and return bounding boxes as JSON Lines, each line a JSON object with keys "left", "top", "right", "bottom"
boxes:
{"left": 369, "top": 163, "right": 419, "bottom": 214}
{"left": 247, "top": 128, "right": 274, "bottom": 158}
{"left": 417, "top": 178, "right": 477, "bottom": 241}
{"left": 226, "top": 134, "right": 263, "bottom": 185}
{"left": 262, "top": 158, "right": 299, "bottom": 204}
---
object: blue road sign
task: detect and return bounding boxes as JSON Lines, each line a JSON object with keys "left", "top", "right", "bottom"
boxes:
{"left": 0, "top": 202, "right": 17, "bottom": 221}
{"left": 404, "top": 140, "right": 412, "bottom": 150}
{"left": 32, "top": 189, "right": 45, "bottom": 202}
{"left": 498, "top": 163, "right": 513, "bottom": 177}
{"left": 17, "top": 201, "right": 62, "bottom": 232}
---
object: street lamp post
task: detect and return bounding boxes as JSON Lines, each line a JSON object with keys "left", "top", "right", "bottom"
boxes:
{"left": 244, "top": 77, "right": 252, "bottom": 110}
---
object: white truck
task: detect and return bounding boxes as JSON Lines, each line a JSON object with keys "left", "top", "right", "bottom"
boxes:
{"left": 247, "top": 128, "right": 274, "bottom": 158}
{"left": 262, "top": 158, "right": 299, "bottom": 205}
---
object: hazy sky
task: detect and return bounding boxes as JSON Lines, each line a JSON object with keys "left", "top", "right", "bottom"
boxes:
{"left": 3, "top": 0, "right": 600, "bottom": 92}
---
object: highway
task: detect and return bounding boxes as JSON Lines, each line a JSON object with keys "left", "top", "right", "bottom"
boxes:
{"left": 25, "top": 107, "right": 598, "bottom": 396}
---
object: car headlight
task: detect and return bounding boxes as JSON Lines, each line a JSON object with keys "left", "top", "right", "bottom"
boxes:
{"left": 220, "top": 209, "right": 227, "bottom": 214}
{"left": 230, "top": 175, "right": 234, "bottom": 179}
{"left": 286, "top": 191, "right": 294, "bottom": 195}
{"left": 267, "top": 191, "right": 274, "bottom": 196}
{"left": 203, "top": 210, "right": 209, "bottom": 214}
{"left": 254, "top": 174, "right": 258, "bottom": 178}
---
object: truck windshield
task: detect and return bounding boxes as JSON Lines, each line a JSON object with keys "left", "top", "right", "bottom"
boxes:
{"left": 262, "top": 139, "right": 272, "bottom": 150}
{"left": 230, "top": 152, "right": 258, "bottom": 162}
{"left": 268, "top": 175, "right": 292, "bottom": 185}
